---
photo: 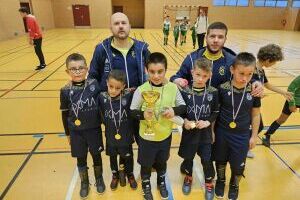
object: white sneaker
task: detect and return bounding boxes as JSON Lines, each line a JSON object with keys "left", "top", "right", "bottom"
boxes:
{"left": 247, "top": 150, "right": 255, "bottom": 159}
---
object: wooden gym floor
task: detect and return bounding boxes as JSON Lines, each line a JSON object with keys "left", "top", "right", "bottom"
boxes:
{"left": 0, "top": 29, "right": 299, "bottom": 199}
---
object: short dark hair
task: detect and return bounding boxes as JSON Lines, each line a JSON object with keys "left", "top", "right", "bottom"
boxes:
{"left": 146, "top": 52, "right": 167, "bottom": 70}
{"left": 207, "top": 22, "right": 228, "bottom": 36}
{"left": 19, "top": 7, "right": 30, "bottom": 14}
{"left": 194, "top": 57, "right": 212, "bottom": 72}
{"left": 257, "top": 44, "right": 284, "bottom": 62}
{"left": 65, "top": 53, "right": 87, "bottom": 68}
{"left": 233, "top": 52, "right": 256, "bottom": 67}
{"left": 107, "top": 69, "right": 127, "bottom": 84}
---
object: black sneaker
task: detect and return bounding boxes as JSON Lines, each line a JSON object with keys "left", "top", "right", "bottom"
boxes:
{"left": 110, "top": 174, "right": 119, "bottom": 191}
{"left": 158, "top": 181, "right": 169, "bottom": 199}
{"left": 215, "top": 180, "right": 225, "bottom": 199}
{"left": 262, "top": 136, "right": 271, "bottom": 147}
{"left": 35, "top": 64, "right": 46, "bottom": 70}
{"left": 128, "top": 174, "right": 138, "bottom": 190}
{"left": 95, "top": 175, "right": 105, "bottom": 194}
{"left": 142, "top": 184, "right": 153, "bottom": 200}
{"left": 228, "top": 184, "right": 239, "bottom": 200}
{"left": 119, "top": 169, "right": 126, "bottom": 187}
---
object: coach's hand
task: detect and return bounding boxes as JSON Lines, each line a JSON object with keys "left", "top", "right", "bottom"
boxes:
{"left": 174, "top": 78, "right": 188, "bottom": 89}
{"left": 249, "top": 136, "right": 257, "bottom": 149}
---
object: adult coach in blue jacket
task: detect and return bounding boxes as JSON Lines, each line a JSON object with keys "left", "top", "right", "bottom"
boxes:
{"left": 89, "top": 12, "right": 150, "bottom": 91}
{"left": 88, "top": 12, "right": 150, "bottom": 186}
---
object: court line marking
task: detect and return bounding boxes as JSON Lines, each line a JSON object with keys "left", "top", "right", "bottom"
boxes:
{"left": 259, "top": 136, "right": 300, "bottom": 179}
{"left": 166, "top": 172, "right": 175, "bottom": 200}
{"left": 194, "top": 159, "right": 205, "bottom": 188}
{"left": 65, "top": 166, "right": 79, "bottom": 200}
{"left": 0, "top": 40, "right": 86, "bottom": 98}
{"left": 0, "top": 138, "right": 43, "bottom": 199}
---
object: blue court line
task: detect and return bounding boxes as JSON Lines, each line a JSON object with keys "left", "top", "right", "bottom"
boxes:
{"left": 58, "top": 133, "right": 66, "bottom": 137}
{"left": 166, "top": 173, "right": 175, "bottom": 200}
{"left": 32, "top": 134, "right": 44, "bottom": 138}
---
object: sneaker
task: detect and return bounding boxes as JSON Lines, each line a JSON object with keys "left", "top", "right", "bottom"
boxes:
{"left": 128, "top": 174, "right": 138, "bottom": 190}
{"left": 262, "top": 136, "right": 271, "bottom": 147}
{"left": 119, "top": 169, "right": 126, "bottom": 187}
{"left": 228, "top": 184, "right": 239, "bottom": 200}
{"left": 35, "top": 64, "right": 46, "bottom": 70}
{"left": 110, "top": 174, "right": 119, "bottom": 191}
{"left": 205, "top": 182, "right": 215, "bottom": 200}
{"left": 247, "top": 150, "right": 255, "bottom": 159}
{"left": 182, "top": 175, "right": 192, "bottom": 195}
{"left": 142, "top": 184, "right": 153, "bottom": 200}
{"left": 215, "top": 180, "right": 225, "bottom": 199}
{"left": 158, "top": 181, "right": 169, "bottom": 199}
{"left": 95, "top": 175, "right": 105, "bottom": 194}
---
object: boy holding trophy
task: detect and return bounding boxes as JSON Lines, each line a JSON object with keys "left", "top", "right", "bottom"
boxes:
{"left": 130, "top": 52, "right": 186, "bottom": 200}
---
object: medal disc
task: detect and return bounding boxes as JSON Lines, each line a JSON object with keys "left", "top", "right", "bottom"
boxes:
{"left": 75, "top": 119, "right": 81, "bottom": 126}
{"left": 229, "top": 121, "right": 237, "bottom": 129}
{"left": 115, "top": 133, "right": 121, "bottom": 140}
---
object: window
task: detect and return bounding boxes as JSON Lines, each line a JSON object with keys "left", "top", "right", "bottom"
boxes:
{"left": 292, "top": 0, "right": 300, "bottom": 7}
{"left": 213, "top": 0, "right": 249, "bottom": 6}
{"left": 237, "top": 0, "right": 249, "bottom": 6}
{"left": 254, "top": 0, "right": 288, "bottom": 7}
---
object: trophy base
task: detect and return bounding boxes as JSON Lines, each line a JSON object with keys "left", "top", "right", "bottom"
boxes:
{"left": 144, "top": 128, "right": 155, "bottom": 137}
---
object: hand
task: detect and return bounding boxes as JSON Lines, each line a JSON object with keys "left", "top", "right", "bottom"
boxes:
{"left": 29, "top": 39, "right": 33, "bottom": 45}
{"left": 251, "top": 81, "right": 264, "bottom": 97}
{"left": 174, "top": 78, "right": 188, "bottom": 88}
{"left": 128, "top": 87, "right": 136, "bottom": 92}
{"left": 162, "top": 107, "right": 174, "bottom": 119}
{"left": 184, "top": 119, "right": 195, "bottom": 130}
{"left": 289, "top": 106, "right": 297, "bottom": 112}
{"left": 144, "top": 109, "right": 154, "bottom": 120}
{"left": 196, "top": 120, "right": 211, "bottom": 129}
{"left": 283, "top": 91, "right": 293, "bottom": 102}
{"left": 67, "top": 136, "right": 71, "bottom": 145}
{"left": 249, "top": 136, "right": 257, "bottom": 149}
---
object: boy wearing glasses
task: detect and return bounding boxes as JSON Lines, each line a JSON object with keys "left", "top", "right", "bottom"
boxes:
{"left": 60, "top": 53, "right": 105, "bottom": 198}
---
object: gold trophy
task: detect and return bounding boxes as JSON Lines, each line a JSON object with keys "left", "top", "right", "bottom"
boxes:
{"left": 142, "top": 90, "right": 160, "bottom": 136}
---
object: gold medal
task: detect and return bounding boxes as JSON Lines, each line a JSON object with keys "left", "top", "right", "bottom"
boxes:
{"left": 229, "top": 121, "right": 236, "bottom": 129}
{"left": 115, "top": 133, "right": 121, "bottom": 140}
{"left": 75, "top": 119, "right": 81, "bottom": 126}
{"left": 190, "top": 122, "right": 196, "bottom": 129}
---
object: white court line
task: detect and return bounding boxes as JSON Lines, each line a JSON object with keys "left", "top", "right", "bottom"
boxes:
{"left": 194, "top": 159, "right": 205, "bottom": 189}
{"left": 65, "top": 167, "right": 79, "bottom": 200}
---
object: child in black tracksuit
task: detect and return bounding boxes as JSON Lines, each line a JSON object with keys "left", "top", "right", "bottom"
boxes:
{"left": 178, "top": 58, "right": 219, "bottom": 200}
{"left": 60, "top": 53, "right": 105, "bottom": 198}
{"left": 98, "top": 69, "right": 137, "bottom": 190}
{"left": 214, "top": 52, "right": 261, "bottom": 200}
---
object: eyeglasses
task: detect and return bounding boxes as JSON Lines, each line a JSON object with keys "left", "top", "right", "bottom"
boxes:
{"left": 68, "top": 66, "right": 87, "bottom": 74}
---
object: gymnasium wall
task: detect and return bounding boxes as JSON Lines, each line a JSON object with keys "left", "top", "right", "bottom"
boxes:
{"left": 145, "top": 0, "right": 299, "bottom": 30}
{"left": 112, "top": 0, "right": 144, "bottom": 28}
{"left": 0, "top": 0, "right": 25, "bottom": 40}
{"left": 52, "top": 0, "right": 112, "bottom": 28}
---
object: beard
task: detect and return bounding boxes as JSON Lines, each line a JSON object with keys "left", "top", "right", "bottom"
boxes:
{"left": 207, "top": 44, "right": 223, "bottom": 54}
